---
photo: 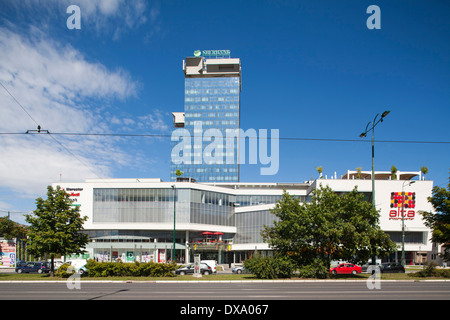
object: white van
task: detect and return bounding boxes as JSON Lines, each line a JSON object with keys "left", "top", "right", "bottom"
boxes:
{"left": 201, "top": 260, "right": 217, "bottom": 273}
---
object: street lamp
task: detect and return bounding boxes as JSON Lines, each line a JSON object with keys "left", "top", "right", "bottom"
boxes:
{"left": 401, "top": 180, "right": 415, "bottom": 267}
{"left": 172, "top": 185, "right": 176, "bottom": 263}
{"left": 359, "top": 110, "right": 390, "bottom": 209}
{"left": 360, "top": 110, "right": 390, "bottom": 265}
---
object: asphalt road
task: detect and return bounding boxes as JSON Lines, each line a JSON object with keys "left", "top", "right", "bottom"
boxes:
{"left": 1, "top": 280, "right": 449, "bottom": 300}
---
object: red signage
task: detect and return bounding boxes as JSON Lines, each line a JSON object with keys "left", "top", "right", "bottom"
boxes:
{"left": 389, "top": 191, "right": 416, "bottom": 220}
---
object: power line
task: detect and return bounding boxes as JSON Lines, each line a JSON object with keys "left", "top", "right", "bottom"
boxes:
{"left": 0, "top": 209, "right": 31, "bottom": 215}
{"left": 2, "top": 80, "right": 449, "bottom": 145}
{"left": 0, "top": 81, "right": 104, "bottom": 180}
{"left": 0, "top": 131, "right": 449, "bottom": 145}
{"left": 0, "top": 82, "right": 40, "bottom": 127}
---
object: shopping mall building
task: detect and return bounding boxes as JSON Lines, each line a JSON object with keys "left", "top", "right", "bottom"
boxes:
{"left": 54, "top": 169, "right": 434, "bottom": 266}
{"left": 53, "top": 53, "right": 437, "bottom": 266}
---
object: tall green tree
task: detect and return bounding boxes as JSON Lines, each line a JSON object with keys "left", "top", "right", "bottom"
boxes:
{"left": 420, "top": 179, "right": 450, "bottom": 261}
{"left": 25, "top": 186, "right": 89, "bottom": 276}
{"left": 262, "top": 186, "right": 396, "bottom": 275}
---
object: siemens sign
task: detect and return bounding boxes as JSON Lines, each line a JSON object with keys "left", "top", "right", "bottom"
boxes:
{"left": 194, "top": 50, "right": 231, "bottom": 58}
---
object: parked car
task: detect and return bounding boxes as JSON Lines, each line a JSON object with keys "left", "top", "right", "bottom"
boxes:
{"left": 77, "top": 264, "right": 88, "bottom": 275}
{"left": 15, "top": 262, "right": 50, "bottom": 274}
{"left": 232, "top": 266, "right": 248, "bottom": 274}
{"left": 175, "top": 263, "right": 212, "bottom": 275}
{"left": 53, "top": 260, "right": 65, "bottom": 269}
{"left": 201, "top": 260, "right": 217, "bottom": 273}
{"left": 330, "top": 263, "right": 362, "bottom": 275}
{"left": 379, "top": 263, "right": 405, "bottom": 273}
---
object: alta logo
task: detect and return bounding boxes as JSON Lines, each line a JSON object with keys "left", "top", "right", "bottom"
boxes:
{"left": 389, "top": 191, "right": 416, "bottom": 220}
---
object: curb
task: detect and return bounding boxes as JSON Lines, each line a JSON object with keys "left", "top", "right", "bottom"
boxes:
{"left": 1, "top": 279, "right": 449, "bottom": 284}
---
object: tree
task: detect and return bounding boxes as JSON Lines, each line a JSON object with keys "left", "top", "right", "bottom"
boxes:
{"left": 391, "top": 165, "right": 398, "bottom": 180}
{"left": 420, "top": 166, "right": 429, "bottom": 180}
{"left": 0, "top": 216, "right": 27, "bottom": 240}
{"left": 316, "top": 166, "right": 323, "bottom": 178}
{"left": 25, "top": 186, "right": 89, "bottom": 276}
{"left": 262, "top": 186, "right": 396, "bottom": 277}
{"left": 420, "top": 179, "right": 450, "bottom": 262}
{"left": 356, "top": 167, "right": 362, "bottom": 179}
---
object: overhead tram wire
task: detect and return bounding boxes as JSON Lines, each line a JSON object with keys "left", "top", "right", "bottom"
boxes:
{"left": 0, "top": 81, "right": 105, "bottom": 180}
{"left": 0, "top": 130, "right": 449, "bottom": 145}
{"left": 1, "top": 81, "right": 40, "bottom": 127}
{"left": 2, "top": 81, "right": 449, "bottom": 145}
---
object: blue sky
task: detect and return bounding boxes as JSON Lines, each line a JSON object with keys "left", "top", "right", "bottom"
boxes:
{"left": 0, "top": 0, "right": 449, "bottom": 223}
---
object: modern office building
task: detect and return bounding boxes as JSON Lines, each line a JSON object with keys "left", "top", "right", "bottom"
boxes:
{"left": 170, "top": 51, "right": 241, "bottom": 183}
{"left": 55, "top": 169, "right": 435, "bottom": 266}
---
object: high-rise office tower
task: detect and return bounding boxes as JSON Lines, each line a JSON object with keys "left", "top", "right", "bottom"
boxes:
{"left": 170, "top": 51, "right": 241, "bottom": 182}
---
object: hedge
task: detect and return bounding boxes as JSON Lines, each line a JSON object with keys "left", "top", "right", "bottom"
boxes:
{"left": 84, "top": 259, "right": 177, "bottom": 277}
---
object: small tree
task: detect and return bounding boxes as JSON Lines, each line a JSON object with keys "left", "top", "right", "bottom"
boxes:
{"left": 356, "top": 167, "right": 362, "bottom": 179}
{"left": 316, "top": 166, "right": 323, "bottom": 178}
{"left": 391, "top": 165, "right": 398, "bottom": 180}
{"left": 420, "top": 166, "right": 429, "bottom": 180}
{"left": 175, "top": 169, "right": 183, "bottom": 177}
{"left": 0, "top": 216, "right": 27, "bottom": 240}
{"left": 420, "top": 178, "right": 450, "bottom": 262}
{"left": 25, "top": 186, "right": 89, "bottom": 276}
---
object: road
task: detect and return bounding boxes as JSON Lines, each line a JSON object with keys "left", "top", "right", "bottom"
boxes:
{"left": 1, "top": 280, "right": 449, "bottom": 300}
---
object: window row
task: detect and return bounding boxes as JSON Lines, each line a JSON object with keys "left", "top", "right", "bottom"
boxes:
{"left": 185, "top": 89, "right": 239, "bottom": 95}
{"left": 185, "top": 104, "right": 239, "bottom": 111}
{"left": 185, "top": 78, "right": 240, "bottom": 88}
{"left": 185, "top": 120, "right": 238, "bottom": 126}
{"left": 185, "top": 96, "right": 239, "bottom": 102}
{"left": 185, "top": 112, "right": 239, "bottom": 118}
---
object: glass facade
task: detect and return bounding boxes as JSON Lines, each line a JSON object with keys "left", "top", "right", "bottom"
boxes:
{"left": 170, "top": 68, "right": 241, "bottom": 182}
{"left": 234, "top": 209, "right": 279, "bottom": 244}
{"left": 86, "top": 184, "right": 308, "bottom": 263}
{"left": 93, "top": 188, "right": 235, "bottom": 227}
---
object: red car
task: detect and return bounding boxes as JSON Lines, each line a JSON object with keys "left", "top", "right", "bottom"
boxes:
{"left": 330, "top": 263, "right": 362, "bottom": 275}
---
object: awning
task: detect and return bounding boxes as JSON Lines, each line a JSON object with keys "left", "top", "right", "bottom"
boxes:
{"left": 201, "top": 232, "right": 223, "bottom": 236}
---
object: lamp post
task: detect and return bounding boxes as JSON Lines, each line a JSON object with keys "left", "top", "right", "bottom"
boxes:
{"left": 360, "top": 111, "right": 390, "bottom": 209}
{"left": 401, "top": 180, "right": 415, "bottom": 267}
{"left": 360, "top": 110, "right": 390, "bottom": 265}
{"left": 172, "top": 185, "right": 176, "bottom": 263}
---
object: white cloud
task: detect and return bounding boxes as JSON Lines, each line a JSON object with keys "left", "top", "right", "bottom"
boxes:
{"left": 0, "top": 26, "right": 137, "bottom": 131}
{"left": 138, "top": 110, "right": 170, "bottom": 131}
{"left": 0, "top": 27, "right": 146, "bottom": 200}
{"left": 5, "top": 0, "right": 157, "bottom": 40}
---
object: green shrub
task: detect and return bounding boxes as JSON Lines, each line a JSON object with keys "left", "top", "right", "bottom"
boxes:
{"left": 84, "top": 259, "right": 177, "bottom": 277}
{"left": 297, "top": 259, "right": 329, "bottom": 279}
{"left": 244, "top": 255, "right": 294, "bottom": 279}
{"left": 410, "top": 262, "right": 450, "bottom": 278}
{"left": 55, "top": 263, "right": 74, "bottom": 278}
{"left": 434, "top": 268, "right": 450, "bottom": 278}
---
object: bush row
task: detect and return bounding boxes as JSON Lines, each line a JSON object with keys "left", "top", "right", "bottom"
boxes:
{"left": 56, "top": 259, "right": 177, "bottom": 278}
{"left": 86, "top": 260, "right": 177, "bottom": 277}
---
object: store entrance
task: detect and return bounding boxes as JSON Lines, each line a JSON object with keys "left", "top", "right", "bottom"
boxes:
{"left": 188, "top": 243, "right": 233, "bottom": 265}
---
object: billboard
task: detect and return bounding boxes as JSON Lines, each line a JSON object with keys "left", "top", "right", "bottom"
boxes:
{"left": 0, "top": 239, "right": 16, "bottom": 267}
